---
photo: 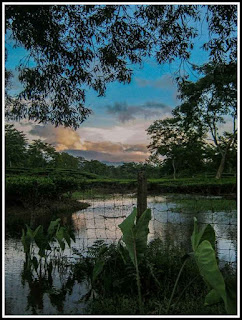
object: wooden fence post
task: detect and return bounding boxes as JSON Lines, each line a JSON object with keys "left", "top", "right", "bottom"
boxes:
{"left": 137, "top": 170, "right": 147, "bottom": 219}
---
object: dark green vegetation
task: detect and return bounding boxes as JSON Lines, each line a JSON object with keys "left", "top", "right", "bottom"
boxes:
{"left": 19, "top": 212, "right": 236, "bottom": 315}
{"left": 170, "top": 196, "right": 237, "bottom": 214}
{"left": 147, "top": 61, "right": 237, "bottom": 180}
{"left": 5, "top": 5, "right": 237, "bottom": 128}
{"left": 73, "top": 240, "right": 233, "bottom": 315}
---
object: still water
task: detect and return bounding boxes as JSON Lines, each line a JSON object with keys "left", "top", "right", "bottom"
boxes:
{"left": 5, "top": 194, "right": 237, "bottom": 315}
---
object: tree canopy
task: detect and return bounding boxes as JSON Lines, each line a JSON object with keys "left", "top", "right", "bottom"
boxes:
{"left": 173, "top": 61, "right": 237, "bottom": 178}
{"left": 5, "top": 4, "right": 237, "bottom": 128}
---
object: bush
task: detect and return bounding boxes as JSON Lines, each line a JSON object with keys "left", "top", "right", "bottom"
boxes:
{"left": 5, "top": 176, "right": 80, "bottom": 205}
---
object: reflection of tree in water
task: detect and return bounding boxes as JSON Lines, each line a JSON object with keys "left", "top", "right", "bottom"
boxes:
{"left": 21, "top": 260, "right": 76, "bottom": 314}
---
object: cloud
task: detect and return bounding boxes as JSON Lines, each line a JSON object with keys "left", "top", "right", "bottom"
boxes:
{"left": 29, "top": 125, "right": 84, "bottom": 151}
{"left": 106, "top": 101, "right": 172, "bottom": 123}
{"left": 135, "top": 74, "right": 175, "bottom": 89}
{"left": 28, "top": 124, "right": 150, "bottom": 162}
{"left": 66, "top": 149, "right": 149, "bottom": 163}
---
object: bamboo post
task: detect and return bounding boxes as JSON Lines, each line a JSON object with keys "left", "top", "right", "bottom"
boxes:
{"left": 137, "top": 170, "right": 147, "bottom": 219}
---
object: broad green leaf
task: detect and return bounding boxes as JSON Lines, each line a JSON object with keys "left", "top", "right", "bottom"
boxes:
{"left": 34, "top": 225, "right": 51, "bottom": 253}
{"left": 135, "top": 208, "right": 152, "bottom": 262}
{"left": 64, "top": 230, "right": 71, "bottom": 247}
{"left": 33, "top": 225, "right": 42, "bottom": 238}
{"left": 47, "top": 218, "right": 61, "bottom": 238}
{"left": 191, "top": 217, "right": 215, "bottom": 251}
{"left": 194, "top": 240, "right": 227, "bottom": 309}
{"left": 26, "top": 225, "right": 34, "bottom": 239}
{"left": 56, "top": 226, "right": 66, "bottom": 251}
{"left": 205, "top": 289, "right": 222, "bottom": 306}
{"left": 118, "top": 207, "right": 151, "bottom": 266}
{"left": 21, "top": 229, "right": 31, "bottom": 254}
{"left": 199, "top": 224, "right": 216, "bottom": 250}
{"left": 118, "top": 208, "right": 137, "bottom": 265}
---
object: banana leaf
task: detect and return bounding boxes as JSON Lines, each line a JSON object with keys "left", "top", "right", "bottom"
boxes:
{"left": 118, "top": 207, "right": 151, "bottom": 266}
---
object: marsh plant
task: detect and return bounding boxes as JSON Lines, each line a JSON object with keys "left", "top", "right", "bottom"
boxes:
{"left": 21, "top": 218, "right": 75, "bottom": 276}
{"left": 72, "top": 208, "right": 236, "bottom": 315}
{"left": 20, "top": 211, "right": 237, "bottom": 315}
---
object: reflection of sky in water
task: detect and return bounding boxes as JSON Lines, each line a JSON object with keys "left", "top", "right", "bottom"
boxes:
{"left": 71, "top": 194, "right": 237, "bottom": 264}
{"left": 5, "top": 194, "right": 237, "bottom": 315}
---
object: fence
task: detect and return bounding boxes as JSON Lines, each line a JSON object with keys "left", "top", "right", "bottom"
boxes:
{"left": 67, "top": 173, "right": 237, "bottom": 268}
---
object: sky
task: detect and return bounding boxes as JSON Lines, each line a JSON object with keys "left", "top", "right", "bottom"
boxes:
{"left": 4, "top": 3, "right": 233, "bottom": 164}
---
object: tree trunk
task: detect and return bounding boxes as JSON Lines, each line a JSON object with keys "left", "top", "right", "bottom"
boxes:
{"left": 172, "top": 159, "right": 176, "bottom": 180}
{"left": 215, "top": 133, "right": 236, "bottom": 180}
{"left": 215, "top": 152, "right": 227, "bottom": 179}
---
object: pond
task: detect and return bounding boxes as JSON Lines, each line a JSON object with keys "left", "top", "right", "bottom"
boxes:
{"left": 4, "top": 193, "right": 237, "bottom": 315}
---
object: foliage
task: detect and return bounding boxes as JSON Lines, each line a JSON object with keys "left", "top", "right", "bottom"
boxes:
{"left": 72, "top": 238, "right": 232, "bottom": 315}
{"left": 5, "top": 175, "right": 79, "bottom": 206}
{"left": 21, "top": 218, "right": 75, "bottom": 268}
{"left": 173, "top": 61, "right": 237, "bottom": 179}
{"left": 147, "top": 117, "right": 206, "bottom": 178}
{"left": 171, "top": 197, "right": 236, "bottom": 214}
{"left": 118, "top": 207, "right": 152, "bottom": 313}
{"left": 26, "top": 139, "right": 57, "bottom": 168}
{"left": 5, "top": 5, "right": 237, "bottom": 127}
{"left": 5, "top": 124, "right": 28, "bottom": 167}
{"left": 191, "top": 217, "right": 236, "bottom": 314}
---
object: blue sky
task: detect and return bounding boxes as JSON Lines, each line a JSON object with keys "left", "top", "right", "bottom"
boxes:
{"left": 5, "top": 4, "right": 229, "bottom": 163}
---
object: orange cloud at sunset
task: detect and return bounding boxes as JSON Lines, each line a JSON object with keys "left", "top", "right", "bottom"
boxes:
{"left": 29, "top": 124, "right": 150, "bottom": 162}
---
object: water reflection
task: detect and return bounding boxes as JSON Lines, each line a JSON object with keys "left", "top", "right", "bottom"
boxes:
{"left": 70, "top": 194, "right": 237, "bottom": 264}
{"left": 5, "top": 193, "right": 237, "bottom": 315}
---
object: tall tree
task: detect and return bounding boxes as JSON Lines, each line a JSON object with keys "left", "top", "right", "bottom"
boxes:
{"left": 5, "top": 124, "right": 28, "bottom": 167}
{"left": 26, "top": 139, "right": 57, "bottom": 168}
{"left": 147, "top": 117, "right": 206, "bottom": 179}
{"left": 55, "top": 152, "right": 80, "bottom": 170}
{"left": 174, "top": 61, "right": 237, "bottom": 179}
{"left": 5, "top": 4, "right": 237, "bottom": 128}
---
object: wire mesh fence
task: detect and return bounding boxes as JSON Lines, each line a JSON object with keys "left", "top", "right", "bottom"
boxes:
{"left": 67, "top": 191, "right": 237, "bottom": 267}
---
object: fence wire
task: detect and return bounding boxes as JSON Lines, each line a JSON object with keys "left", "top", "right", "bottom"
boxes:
{"left": 67, "top": 191, "right": 237, "bottom": 267}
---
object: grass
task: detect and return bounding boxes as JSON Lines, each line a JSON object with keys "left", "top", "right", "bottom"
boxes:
{"left": 168, "top": 196, "right": 237, "bottom": 214}
{"left": 74, "top": 176, "right": 236, "bottom": 195}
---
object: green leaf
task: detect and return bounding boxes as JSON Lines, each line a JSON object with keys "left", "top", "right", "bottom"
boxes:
{"left": 34, "top": 225, "right": 51, "bottom": 253}
{"left": 26, "top": 224, "right": 34, "bottom": 239}
{"left": 33, "top": 225, "right": 42, "bottom": 238}
{"left": 55, "top": 226, "right": 66, "bottom": 251}
{"left": 205, "top": 289, "right": 222, "bottom": 306}
{"left": 21, "top": 228, "right": 31, "bottom": 254}
{"left": 47, "top": 218, "right": 61, "bottom": 238}
{"left": 118, "top": 207, "right": 151, "bottom": 266}
{"left": 191, "top": 217, "right": 215, "bottom": 251}
{"left": 118, "top": 207, "right": 137, "bottom": 265}
{"left": 194, "top": 240, "right": 227, "bottom": 309}
{"left": 135, "top": 208, "right": 152, "bottom": 262}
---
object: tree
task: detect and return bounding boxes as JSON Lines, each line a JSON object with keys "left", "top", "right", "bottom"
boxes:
{"left": 5, "top": 4, "right": 237, "bottom": 128}
{"left": 174, "top": 61, "right": 237, "bottom": 179}
{"left": 26, "top": 140, "right": 57, "bottom": 168}
{"left": 147, "top": 117, "right": 206, "bottom": 179}
{"left": 55, "top": 152, "right": 80, "bottom": 170}
{"left": 5, "top": 124, "right": 28, "bottom": 167}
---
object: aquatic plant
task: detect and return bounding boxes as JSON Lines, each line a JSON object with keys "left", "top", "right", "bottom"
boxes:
{"left": 167, "top": 217, "right": 237, "bottom": 314}
{"left": 118, "top": 207, "right": 151, "bottom": 314}
{"left": 21, "top": 218, "right": 75, "bottom": 273}
{"left": 191, "top": 217, "right": 236, "bottom": 314}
